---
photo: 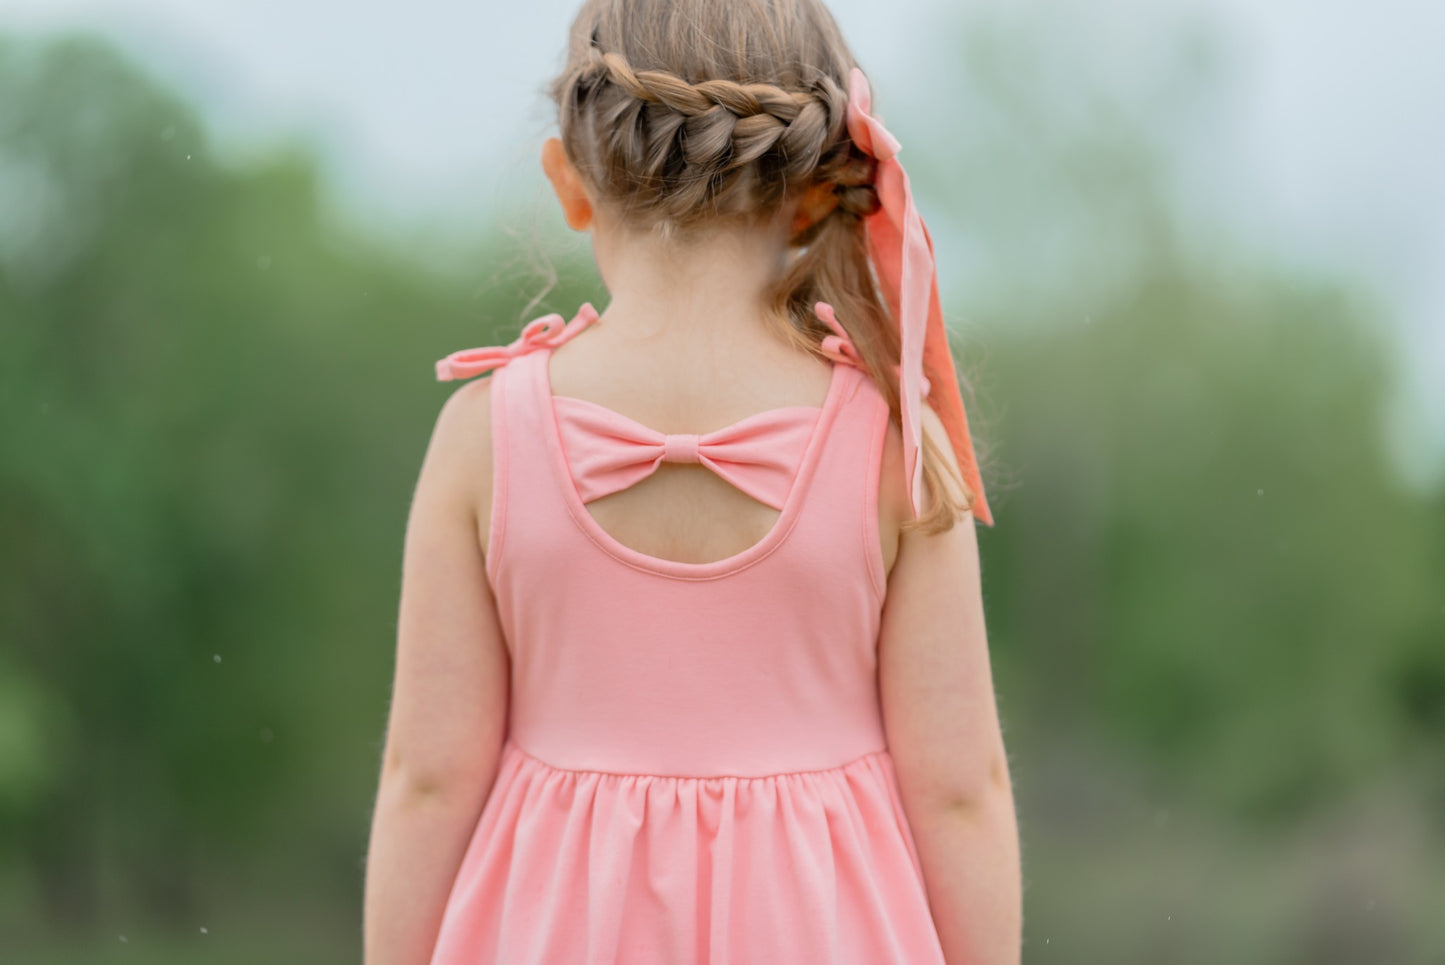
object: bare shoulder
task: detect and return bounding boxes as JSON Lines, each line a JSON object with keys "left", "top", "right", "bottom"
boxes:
{"left": 877, "top": 401, "right": 974, "bottom": 577}
{"left": 875, "top": 403, "right": 998, "bottom": 812}
{"left": 418, "top": 375, "right": 496, "bottom": 548}
{"left": 437, "top": 372, "right": 495, "bottom": 437}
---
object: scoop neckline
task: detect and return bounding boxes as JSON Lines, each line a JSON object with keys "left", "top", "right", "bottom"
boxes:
{"left": 534, "top": 349, "right": 853, "bottom": 580}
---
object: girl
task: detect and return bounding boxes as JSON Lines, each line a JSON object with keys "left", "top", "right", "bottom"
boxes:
{"left": 364, "top": 1, "right": 1021, "bottom": 962}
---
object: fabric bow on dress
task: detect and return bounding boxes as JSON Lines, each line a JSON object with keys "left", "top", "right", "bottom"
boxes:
{"left": 434, "top": 303, "right": 602, "bottom": 381}
{"left": 554, "top": 399, "right": 820, "bottom": 510}
{"left": 840, "top": 67, "right": 994, "bottom": 526}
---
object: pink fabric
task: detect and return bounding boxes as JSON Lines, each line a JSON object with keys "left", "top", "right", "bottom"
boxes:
{"left": 434, "top": 302, "right": 601, "bottom": 381}
{"left": 845, "top": 67, "right": 994, "bottom": 527}
{"left": 428, "top": 306, "right": 946, "bottom": 964}
{"left": 555, "top": 397, "right": 821, "bottom": 510}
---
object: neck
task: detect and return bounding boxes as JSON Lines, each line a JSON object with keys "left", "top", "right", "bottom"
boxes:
{"left": 592, "top": 214, "right": 793, "bottom": 346}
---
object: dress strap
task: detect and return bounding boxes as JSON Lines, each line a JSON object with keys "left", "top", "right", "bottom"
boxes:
{"left": 435, "top": 303, "right": 601, "bottom": 382}
{"left": 439, "top": 301, "right": 870, "bottom": 384}
{"left": 814, "top": 300, "right": 927, "bottom": 393}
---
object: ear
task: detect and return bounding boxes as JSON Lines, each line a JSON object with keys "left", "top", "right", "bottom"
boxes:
{"left": 541, "top": 137, "right": 594, "bottom": 231}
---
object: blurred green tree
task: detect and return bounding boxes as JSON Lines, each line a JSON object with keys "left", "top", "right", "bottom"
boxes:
{"left": 909, "top": 3, "right": 1445, "bottom": 824}
{"left": 0, "top": 32, "right": 594, "bottom": 939}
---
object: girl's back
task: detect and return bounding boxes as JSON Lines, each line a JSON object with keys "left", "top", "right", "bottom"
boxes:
{"left": 424, "top": 298, "right": 934, "bottom": 962}
{"left": 364, "top": 2, "right": 1020, "bottom": 963}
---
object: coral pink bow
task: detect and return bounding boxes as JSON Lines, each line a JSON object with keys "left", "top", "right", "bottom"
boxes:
{"left": 846, "top": 67, "right": 993, "bottom": 526}
{"left": 554, "top": 399, "right": 821, "bottom": 510}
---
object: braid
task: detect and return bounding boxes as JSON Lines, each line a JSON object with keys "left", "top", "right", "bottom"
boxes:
{"left": 586, "top": 50, "right": 839, "bottom": 176}
{"left": 560, "top": 45, "right": 855, "bottom": 228}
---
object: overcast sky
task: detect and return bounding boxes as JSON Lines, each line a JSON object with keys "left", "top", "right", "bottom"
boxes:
{"left": 5, "top": 0, "right": 1442, "bottom": 484}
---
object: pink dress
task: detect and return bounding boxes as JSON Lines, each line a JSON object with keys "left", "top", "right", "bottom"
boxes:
{"left": 428, "top": 304, "right": 946, "bottom": 964}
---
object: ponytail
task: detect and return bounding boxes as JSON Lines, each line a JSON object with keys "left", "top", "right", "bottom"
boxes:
{"left": 768, "top": 181, "right": 978, "bottom": 535}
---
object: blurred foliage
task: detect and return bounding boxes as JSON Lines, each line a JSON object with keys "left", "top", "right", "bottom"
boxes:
{"left": 1, "top": 14, "right": 1442, "bottom": 965}
{"left": 913, "top": 4, "right": 1445, "bottom": 823}
{"left": 0, "top": 30, "right": 597, "bottom": 957}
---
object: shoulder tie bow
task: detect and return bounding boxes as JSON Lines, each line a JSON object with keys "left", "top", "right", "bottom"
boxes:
{"left": 434, "top": 303, "right": 602, "bottom": 380}
{"left": 845, "top": 67, "right": 994, "bottom": 526}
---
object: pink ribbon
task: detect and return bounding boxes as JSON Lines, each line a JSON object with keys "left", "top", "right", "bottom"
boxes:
{"left": 435, "top": 304, "right": 601, "bottom": 381}
{"left": 845, "top": 67, "right": 993, "bottom": 526}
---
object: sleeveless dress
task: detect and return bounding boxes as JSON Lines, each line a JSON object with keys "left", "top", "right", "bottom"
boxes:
{"left": 427, "top": 304, "right": 947, "bottom": 964}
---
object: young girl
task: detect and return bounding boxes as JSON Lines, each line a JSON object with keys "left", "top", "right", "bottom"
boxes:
{"left": 364, "top": 1, "right": 1021, "bottom": 962}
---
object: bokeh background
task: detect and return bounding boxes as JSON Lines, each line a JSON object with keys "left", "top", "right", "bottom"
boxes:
{"left": 2, "top": 0, "right": 1442, "bottom": 962}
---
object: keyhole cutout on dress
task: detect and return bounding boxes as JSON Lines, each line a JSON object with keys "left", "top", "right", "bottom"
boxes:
{"left": 580, "top": 464, "right": 785, "bottom": 565}
{"left": 543, "top": 342, "right": 839, "bottom": 568}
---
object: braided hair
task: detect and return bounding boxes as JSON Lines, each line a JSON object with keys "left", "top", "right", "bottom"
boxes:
{"left": 547, "top": 0, "right": 974, "bottom": 534}
{"left": 558, "top": 47, "right": 878, "bottom": 229}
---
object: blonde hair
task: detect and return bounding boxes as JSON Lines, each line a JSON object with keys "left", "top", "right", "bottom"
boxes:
{"left": 549, "top": 0, "right": 980, "bottom": 533}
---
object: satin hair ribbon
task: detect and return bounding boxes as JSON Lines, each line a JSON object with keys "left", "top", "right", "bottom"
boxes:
{"left": 845, "top": 67, "right": 993, "bottom": 526}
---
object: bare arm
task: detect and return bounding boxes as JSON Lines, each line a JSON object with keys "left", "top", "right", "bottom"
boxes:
{"left": 363, "top": 377, "right": 510, "bottom": 965}
{"left": 877, "top": 408, "right": 1022, "bottom": 965}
